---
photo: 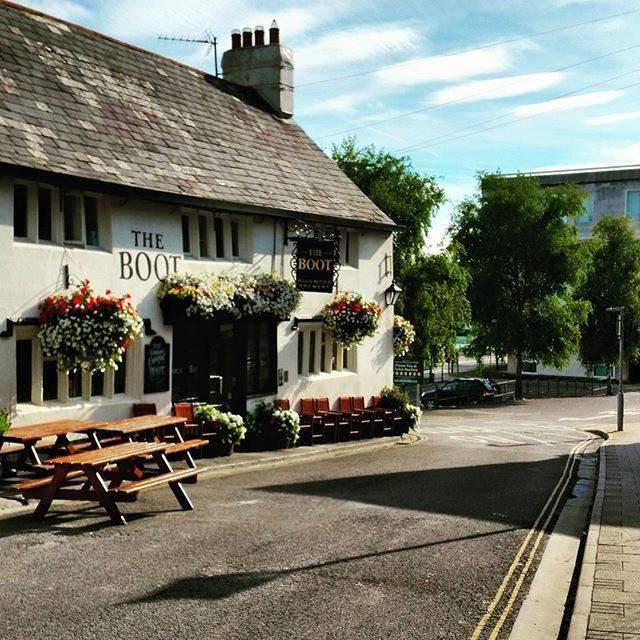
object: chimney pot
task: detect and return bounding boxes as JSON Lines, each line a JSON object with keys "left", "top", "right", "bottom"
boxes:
{"left": 254, "top": 25, "right": 265, "bottom": 46}
{"left": 269, "top": 20, "right": 280, "bottom": 45}
{"left": 231, "top": 29, "right": 241, "bottom": 49}
{"left": 242, "top": 27, "right": 253, "bottom": 47}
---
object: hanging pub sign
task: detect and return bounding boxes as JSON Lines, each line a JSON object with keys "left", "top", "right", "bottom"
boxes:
{"left": 292, "top": 237, "right": 339, "bottom": 293}
{"left": 393, "top": 359, "right": 424, "bottom": 384}
{"left": 144, "top": 336, "right": 170, "bottom": 394}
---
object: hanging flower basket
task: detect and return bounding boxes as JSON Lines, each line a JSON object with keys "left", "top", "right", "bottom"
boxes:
{"left": 393, "top": 315, "right": 416, "bottom": 356}
{"left": 38, "top": 280, "right": 143, "bottom": 372}
{"left": 321, "top": 292, "right": 382, "bottom": 348}
{"left": 157, "top": 271, "right": 301, "bottom": 323}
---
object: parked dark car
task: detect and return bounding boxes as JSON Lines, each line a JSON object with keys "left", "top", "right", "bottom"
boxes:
{"left": 421, "top": 378, "right": 499, "bottom": 409}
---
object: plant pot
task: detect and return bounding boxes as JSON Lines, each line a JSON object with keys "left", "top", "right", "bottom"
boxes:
{"left": 267, "top": 433, "right": 292, "bottom": 450}
{"left": 210, "top": 441, "right": 234, "bottom": 457}
{"left": 160, "top": 300, "right": 182, "bottom": 325}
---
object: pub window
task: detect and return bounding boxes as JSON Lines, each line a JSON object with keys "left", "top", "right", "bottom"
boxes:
{"left": 42, "top": 359, "right": 59, "bottom": 401}
{"left": 342, "top": 231, "right": 359, "bottom": 268}
{"left": 181, "top": 215, "right": 191, "bottom": 254}
{"left": 246, "top": 318, "right": 277, "bottom": 396}
{"left": 13, "top": 183, "right": 28, "bottom": 239}
{"left": 84, "top": 195, "right": 99, "bottom": 247}
{"left": 91, "top": 370, "right": 104, "bottom": 397}
{"left": 114, "top": 352, "right": 127, "bottom": 394}
{"left": 68, "top": 369, "right": 83, "bottom": 399}
{"left": 214, "top": 217, "right": 225, "bottom": 258}
{"left": 198, "top": 215, "right": 209, "bottom": 258}
{"left": 297, "top": 326, "right": 356, "bottom": 376}
{"left": 16, "top": 339, "right": 33, "bottom": 403}
{"left": 37, "top": 187, "right": 53, "bottom": 241}
{"left": 63, "top": 194, "right": 83, "bottom": 243}
{"left": 231, "top": 220, "right": 240, "bottom": 257}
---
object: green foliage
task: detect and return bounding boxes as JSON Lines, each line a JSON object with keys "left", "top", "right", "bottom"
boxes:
{"left": 379, "top": 385, "right": 410, "bottom": 410}
{"left": 396, "top": 251, "right": 471, "bottom": 367}
{"left": 577, "top": 216, "right": 640, "bottom": 369}
{"left": 0, "top": 409, "right": 9, "bottom": 434}
{"left": 247, "top": 401, "right": 300, "bottom": 446}
{"left": 451, "top": 173, "right": 589, "bottom": 385}
{"left": 194, "top": 405, "right": 246, "bottom": 445}
{"left": 379, "top": 386, "right": 422, "bottom": 430}
{"left": 331, "top": 137, "right": 445, "bottom": 270}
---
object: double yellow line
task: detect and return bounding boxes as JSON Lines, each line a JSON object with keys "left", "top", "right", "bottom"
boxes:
{"left": 470, "top": 434, "right": 595, "bottom": 640}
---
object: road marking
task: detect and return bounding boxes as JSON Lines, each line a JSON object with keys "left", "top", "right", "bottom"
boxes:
{"left": 479, "top": 434, "right": 525, "bottom": 444}
{"left": 507, "top": 432, "right": 553, "bottom": 446}
{"left": 469, "top": 434, "right": 594, "bottom": 640}
{"left": 450, "top": 435, "right": 490, "bottom": 444}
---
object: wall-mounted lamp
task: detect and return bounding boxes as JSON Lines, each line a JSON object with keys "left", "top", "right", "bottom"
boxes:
{"left": 383, "top": 253, "right": 392, "bottom": 277}
{"left": 384, "top": 280, "right": 402, "bottom": 307}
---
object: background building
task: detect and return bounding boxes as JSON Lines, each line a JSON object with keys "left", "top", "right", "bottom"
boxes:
{"left": 0, "top": 2, "right": 396, "bottom": 426}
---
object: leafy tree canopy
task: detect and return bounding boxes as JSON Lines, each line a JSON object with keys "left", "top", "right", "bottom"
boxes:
{"left": 397, "top": 252, "right": 470, "bottom": 368}
{"left": 450, "top": 173, "right": 590, "bottom": 392}
{"left": 331, "top": 137, "right": 445, "bottom": 271}
{"left": 578, "top": 215, "right": 640, "bottom": 369}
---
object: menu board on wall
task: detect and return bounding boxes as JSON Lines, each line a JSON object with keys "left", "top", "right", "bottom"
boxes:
{"left": 144, "top": 336, "right": 170, "bottom": 394}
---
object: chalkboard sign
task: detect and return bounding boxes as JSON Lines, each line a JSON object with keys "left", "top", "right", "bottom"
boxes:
{"left": 293, "top": 237, "right": 339, "bottom": 293}
{"left": 394, "top": 359, "right": 423, "bottom": 384}
{"left": 144, "top": 336, "right": 170, "bottom": 394}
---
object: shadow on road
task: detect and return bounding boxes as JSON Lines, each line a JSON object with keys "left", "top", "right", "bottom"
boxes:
{"left": 127, "top": 527, "right": 519, "bottom": 604}
{"left": 256, "top": 454, "right": 586, "bottom": 532}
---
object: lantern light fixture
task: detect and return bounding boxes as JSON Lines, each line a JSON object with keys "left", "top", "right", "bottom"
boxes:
{"left": 384, "top": 280, "right": 402, "bottom": 307}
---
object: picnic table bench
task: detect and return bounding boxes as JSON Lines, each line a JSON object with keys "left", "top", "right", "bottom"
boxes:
{"left": 89, "top": 415, "right": 208, "bottom": 468}
{"left": 18, "top": 441, "right": 207, "bottom": 525}
{"left": 0, "top": 419, "right": 106, "bottom": 477}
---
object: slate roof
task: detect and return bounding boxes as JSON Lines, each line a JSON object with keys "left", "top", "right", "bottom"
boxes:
{"left": 0, "top": 1, "right": 394, "bottom": 229}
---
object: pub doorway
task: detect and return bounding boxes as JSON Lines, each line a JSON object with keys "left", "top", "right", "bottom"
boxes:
{"left": 171, "top": 316, "right": 278, "bottom": 414}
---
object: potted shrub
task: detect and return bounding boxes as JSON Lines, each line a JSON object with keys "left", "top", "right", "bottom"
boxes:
{"left": 194, "top": 405, "right": 246, "bottom": 456}
{"left": 379, "top": 386, "right": 422, "bottom": 434}
{"left": 247, "top": 402, "right": 300, "bottom": 450}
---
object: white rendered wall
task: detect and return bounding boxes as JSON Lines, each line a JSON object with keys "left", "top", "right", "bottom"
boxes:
{"left": 0, "top": 177, "right": 394, "bottom": 425}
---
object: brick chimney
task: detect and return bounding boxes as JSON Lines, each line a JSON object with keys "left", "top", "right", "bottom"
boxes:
{"left": 221, "top": 20, "right": 293, "bottom": 119}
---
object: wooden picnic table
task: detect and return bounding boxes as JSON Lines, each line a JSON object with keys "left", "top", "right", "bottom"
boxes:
{"left": 0, "top": 419, "right": 106, "bottom": 476}
{"left": 19, "top": 441, "right": 206, "bottom": 525}
{"left": 88, "top": 415, "right": 204, "bottom": 469}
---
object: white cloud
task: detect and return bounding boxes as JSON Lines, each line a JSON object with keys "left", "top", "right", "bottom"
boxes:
{"left": 295, "top": 23, "right": 420, "bottom": 73}
{"left": 300, "top": 92, "right": 369, "bottom": 116}
{"left": 429, "top": 72, "right": 566, "bottom": 105}
{"left": 602, "top": 142, "right": 640, "bottom": 165}
{"left": 372, "top": 44, "right": 526, "bottom": 89}
{"left": 96, "top": 0, "right": 346, "bottom": 43}
{"left": 513, "top": 90, "right": 623, "bottom": 117}
{"left": 586, "top": 110, "right": 640, "bottom": 126}
{"left": 18, "top": 0, "right": 90, "bottom": 22}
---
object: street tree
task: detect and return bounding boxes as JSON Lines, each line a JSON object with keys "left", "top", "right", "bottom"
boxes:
{"left": 577, "top": 215, "right": 640, "bottom": 379}
{"left": 450, "top": 173, "right": 589, "bottom": 398}
{"left": 397, "top": 252, "right": 470, "bottom": 376}
{"left": 331, "top": 137, "right": 445, "bottom": 273}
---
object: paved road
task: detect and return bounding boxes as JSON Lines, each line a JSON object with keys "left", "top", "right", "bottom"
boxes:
{"left": 1, "top": 396, "right": 632, "bottom": 640}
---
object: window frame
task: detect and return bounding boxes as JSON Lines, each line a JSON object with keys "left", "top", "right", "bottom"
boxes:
{"left": 625, "top": 189, "right": 640, "bottom": 219}
{"left": 297, "top": 324, "right": 356, "bottom": 376}
{"left": 13, "top": 181, "right": 30, "bottom": 240}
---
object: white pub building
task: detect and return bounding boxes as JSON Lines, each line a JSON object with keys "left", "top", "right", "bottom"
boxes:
{"left": 0, "top": 2, "right": 397, "bottom": 426}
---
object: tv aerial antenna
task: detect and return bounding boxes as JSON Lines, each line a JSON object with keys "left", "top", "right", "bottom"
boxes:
{"left": 158, "top": 30, "right": 219, "bottom": 77}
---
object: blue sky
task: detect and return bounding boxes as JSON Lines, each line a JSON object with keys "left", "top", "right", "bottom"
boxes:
{"left": 18, "top": 0, "right": 640, "bottom": 249}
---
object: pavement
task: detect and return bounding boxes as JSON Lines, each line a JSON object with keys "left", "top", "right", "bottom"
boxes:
{"left": 0, "top": 398, "right": 609, "bottom": 640}
{"left": 567, "top": 414, "right": 640, "bottom": 640}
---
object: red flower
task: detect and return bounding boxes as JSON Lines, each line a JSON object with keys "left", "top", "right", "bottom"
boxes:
{"left": 105, "top": 289, "right": 111, "bottom": 295}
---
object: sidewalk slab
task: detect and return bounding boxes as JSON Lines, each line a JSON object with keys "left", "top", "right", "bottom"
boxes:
{"left": 569, "top": 423, "right": 640, "bottom": 640}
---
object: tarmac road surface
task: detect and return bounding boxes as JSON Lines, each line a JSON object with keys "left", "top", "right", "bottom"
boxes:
{"left": 1, "top": 395, "right": 629, "bottom": 640}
